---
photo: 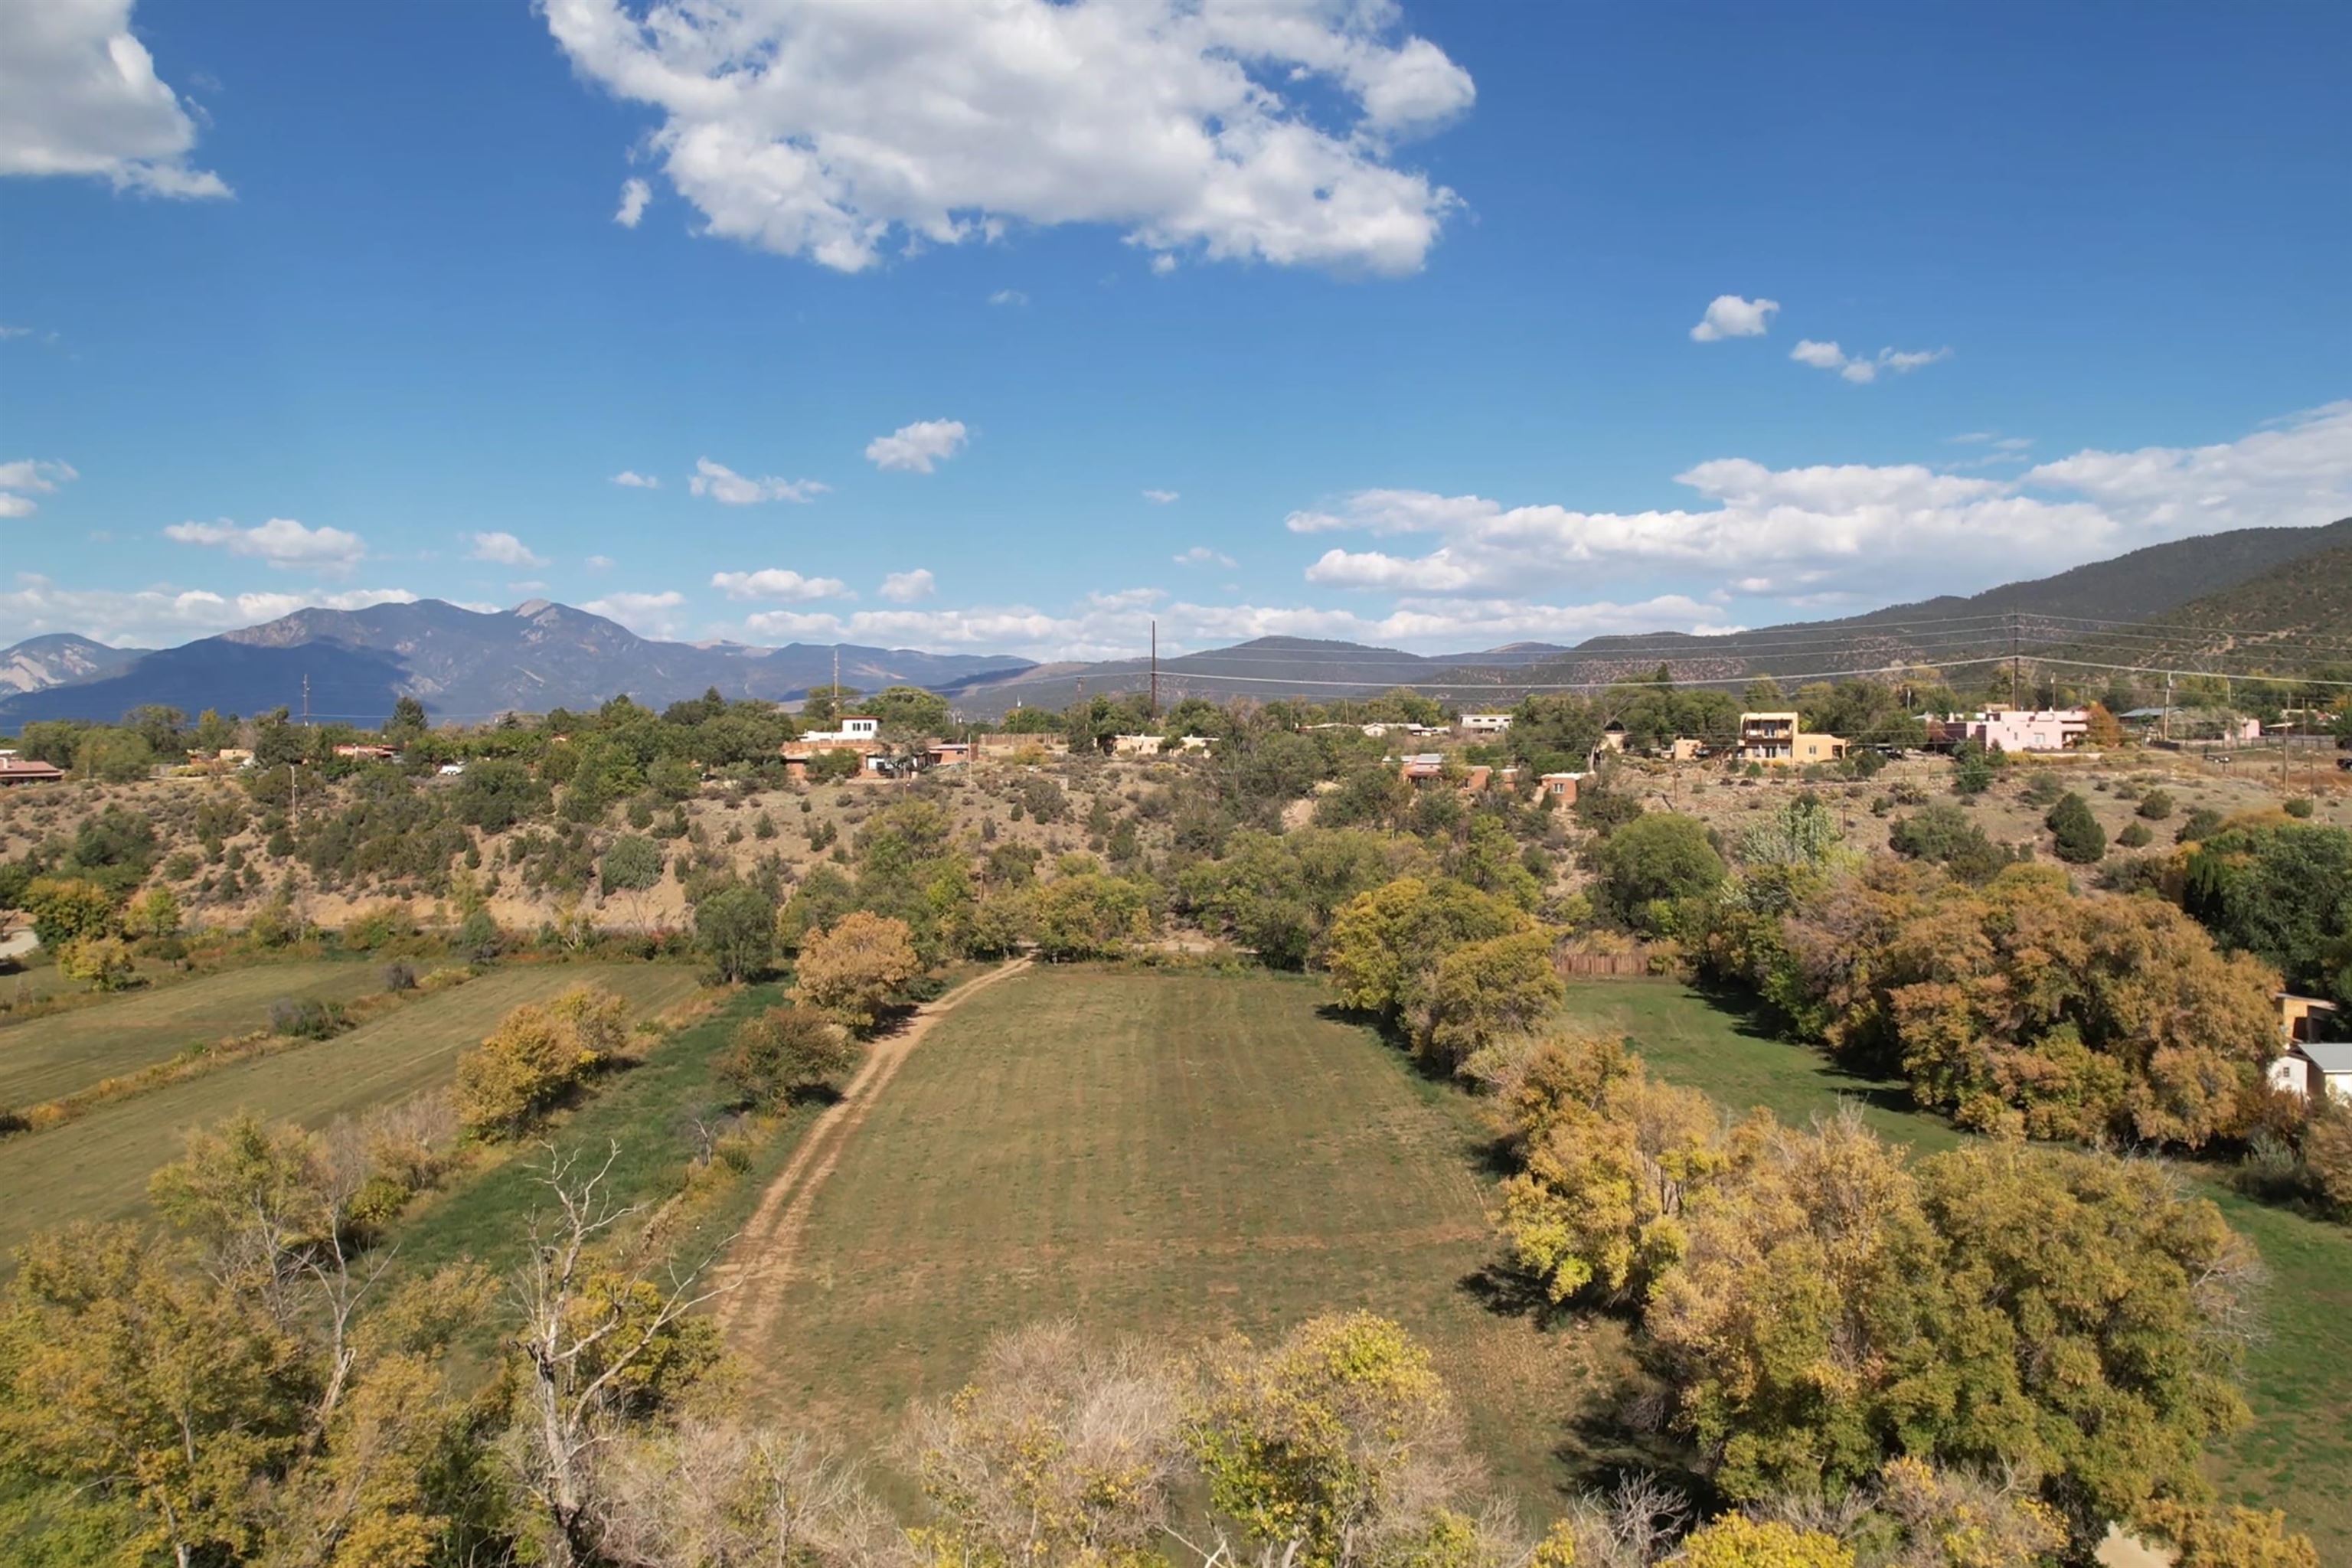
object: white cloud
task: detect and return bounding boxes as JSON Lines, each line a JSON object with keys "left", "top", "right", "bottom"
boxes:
{"left": 614, "top": 176, "right": 650, "bottom": 227}
{"left": 0, "top": 575, "right": 415, "bottom": 648}
{"left": 585, "top": 554, "right": 615, "bottom": 570}
{"left": 1174, "top": 545, "right": 1236, "bottom": 568}
{"left": 580, "top": 589, "right": 687, "bottom": 638}
{"left": 1142, "top": 488, "right": 1180, "bottom": 504}
{"left": 1791, "top": 339, "right": 1950, "bottom": 384}
{"left": 688, "top": 456, "right": 827, "bottom": 505}
{"left": 610, "top": 469, "right": 660, "bottom": 488}
{"left": 0, "top": 0, "right": 230, "bottom": 198}
{"left": 164, "top": 516, "right": 366, "bottom": 574}
{"left": 1285, "top": 400, "right": 2352, "bottom": 609}
{"left": 467, "top": 531, "right": 547, "bottom": 568}
{"left": 541, "top": 0, "right": 1471, "bottom": 277}
{"left": 864, "top": 419, "right": 969, "bottom": 474}
{"left": 880, "top": 568, "right": 936, "bottom": 603}
{"left": 0, "top": 458, "right": 77, "bottom": 518}
{"left": 710, "top": 567, "right": 851, "bottom": 602}
{"left": 988, "top": 289, "right": 1028, "bottom": 307}
{"left": 1689, "top": 295, "right": 1779, "bottom": 342}
{"left": 737, "top": 591, "right": 1732, "bottom": 663}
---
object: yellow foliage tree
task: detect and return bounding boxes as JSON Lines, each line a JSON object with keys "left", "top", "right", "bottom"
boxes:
{"left": 1673, "top": 1512, "right": 1853, "bottom": 1568}
{"left": 793, "top": 910, "right": 923, "bottom": 1034}
{"left": 453, "top": 985, "right": 629, "bottom": 1135}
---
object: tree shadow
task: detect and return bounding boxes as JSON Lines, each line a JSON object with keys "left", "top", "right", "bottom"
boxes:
{"left": 785, "top": 1082, "right": 846, "bottom": 1109}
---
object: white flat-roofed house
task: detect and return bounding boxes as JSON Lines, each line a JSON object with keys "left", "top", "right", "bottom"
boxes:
{"left": 1460, "top": 713, "right": 1512, "bottom": 734}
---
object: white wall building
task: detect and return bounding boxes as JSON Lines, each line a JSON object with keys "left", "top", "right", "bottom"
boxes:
{"left": 1460, "top": 713, "right": 1512, "bottom": 734}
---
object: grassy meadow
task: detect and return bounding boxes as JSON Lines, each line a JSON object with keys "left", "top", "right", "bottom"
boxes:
{"left": 1554, "top": 980, "right": 2352, "bottom": 1559}
{"left": 0, "top": 961, "right": 703, "bottom": 1258}
{"left": 738, "top": 965, "right": 1612, "bottom": 1511}
{"left": 0, "top": 958, "right": 390, "bottom": 1109}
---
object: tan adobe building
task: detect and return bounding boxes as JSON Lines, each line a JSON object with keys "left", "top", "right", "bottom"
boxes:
{"left": 1738, "top": 711, "right": 1847, "bottom": 765}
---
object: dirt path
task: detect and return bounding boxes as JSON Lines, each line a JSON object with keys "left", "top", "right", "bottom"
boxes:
{"left": 713, "top": 957, "right": 1031, "bottom": 1348}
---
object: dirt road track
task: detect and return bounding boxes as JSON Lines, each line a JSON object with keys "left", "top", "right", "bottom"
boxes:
{"left": 712, "top": 957, "right": 1031, "bottom": 1348}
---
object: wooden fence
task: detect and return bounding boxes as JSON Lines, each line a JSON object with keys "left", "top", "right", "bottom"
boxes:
{"left": 1553, "top": 946, "right": 1664, "bottom": 978}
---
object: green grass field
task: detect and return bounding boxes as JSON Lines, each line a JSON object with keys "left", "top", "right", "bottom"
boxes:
{"left": 744, "top": 966, "right": 1608, "bottom": 1511}
{"left": 0, "top": 959, "right": 390, "bottom": 1109}
{"left": 1556, "top": 980, "right": 2352, "bottom": 1559}
{"left": 0, "top": 962, "right": 704, "bottom": 1259}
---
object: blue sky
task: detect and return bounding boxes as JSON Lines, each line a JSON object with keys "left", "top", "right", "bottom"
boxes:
{"left": 2, "top": 0, "right": 2348, "bottom": 658}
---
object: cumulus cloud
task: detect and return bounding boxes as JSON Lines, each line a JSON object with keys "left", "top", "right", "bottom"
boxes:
{"left": 540, "top": 0, "right": 1471, "bottom": 276}
{"left": 880, "top": 568, "right": 936, "bottom": 603}
{"left": 988, "top": 289, "right": 1028, "bottom": 307}
{"left": 1142, "top": 488, "right": 1180, "bottom": 504}
{"left": 0, "top": 0, "right": 230, "bottom": 198}
{"left": 710, "top": 567, "right": 850, "bottom": 601}
{"left": 0, "top": 458, "right": 78, "bottom": 518}
{"left": 689, "top": 457, "right": 827, "bottom": 505}
{"left": 1689, "top": 294, "right": 1779, "bottom": 342}
{"left": 467, "top": 531, "right": 547, "bottom": 568}
{"left": 585, "top": 554, "right": 615, "bottom": 570}
{"left": 1286, "top": 400, "right": 2352, "bottom": 609}
{"left": 581, "top": 589, "right": 687, "bottom": 637}
{"left": 164, "top": 517, "right": 366, "bottom": 574}
{"left": 614, "top": 176, "right": 650, "bottom": 227}
{"left": 610, "top": 469, "right": 660, "bottom": 488}
{"left": 1174, "top": 545, "right": 1236, "bottom": 568}
{"left": 864, "top": 420, "right": 969, "bottom": 474}
{"left": 0, "top": 575, "right": 415, "bottom": 648}
{"left": 1791, "top": 339, "right": 1950, "bottom": 384}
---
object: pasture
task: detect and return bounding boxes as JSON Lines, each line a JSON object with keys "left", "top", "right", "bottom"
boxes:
{"left": 736, "top": 966, "right": 1609, "bottom": 1510}
{"left": 0, "top": 959, "right": 389, "bottom": 1110}
{"left": 0, "top": 961, "right": 703, "bottom": 1258}
{"left": 1554, "top": 980, "right": 2352, "bottom": 1560}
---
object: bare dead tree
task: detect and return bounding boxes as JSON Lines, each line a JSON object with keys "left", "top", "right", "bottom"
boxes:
{"left": 507, "top": 1141, "right": 738, "bottom": 1568}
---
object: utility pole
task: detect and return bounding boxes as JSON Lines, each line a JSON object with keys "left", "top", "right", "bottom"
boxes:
{"left": 301, "top": 672, "right": 311, "bottom": 726}
{"left": 2007, "top": 613, "right": 2020, "bottom": 710}
{"left": 1149, "top": 619, "right": 1158, "bottom": 719}
{"left": 2163, "top": 671, "right": 2172, "bottom": 743}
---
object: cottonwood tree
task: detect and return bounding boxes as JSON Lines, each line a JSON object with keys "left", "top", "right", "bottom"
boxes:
{"left": 456, "top": 985, "right": 630, "bottom": 1136}
{"left": 1184, "top": 1312, "right": 1520, "bottom": 1568}
{"left": 793, "top": 910, "right": 923, "bottom": 1033}
{"left": 2, "top": 1115, "right": 498, "bottom": 1568}
{"left": 717, "top": 1004, "right": 863, "bottom": 1107}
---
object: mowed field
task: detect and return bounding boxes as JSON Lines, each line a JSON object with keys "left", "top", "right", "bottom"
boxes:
{"left": 1554, "top": 981, "right": 2352, "bottom": 1561}
{"left": 0, "top": 962, "right": 703, "bottom": 1258}
{"left": 0, "top": 959, "right": 390, "bottom": 1109}
{"left": 740, "top": 967, "right": 1608, "bottom": 1509}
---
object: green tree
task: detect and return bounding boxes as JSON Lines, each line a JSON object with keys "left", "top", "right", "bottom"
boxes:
{"left": 2046, "top": 792, "right": 2107, "bottom": 864}
{"left": 694, "top": 882, "right": 777, "bottom": 983}
{"left": 1594, "top": 812, "right": 1725, "bottom": 933}
{"left": 452, "top": 757, "right": 549, "bottom": 831}
{"left": 599, "top": 834, "right": 664, "bottom": 895}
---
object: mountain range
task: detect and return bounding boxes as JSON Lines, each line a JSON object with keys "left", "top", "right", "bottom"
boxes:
{"left": 3, "top": 515, "right": 2347, "bottom": 727}
{"left": 0, "top": 600, "right": 1034, "bottom": 726}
